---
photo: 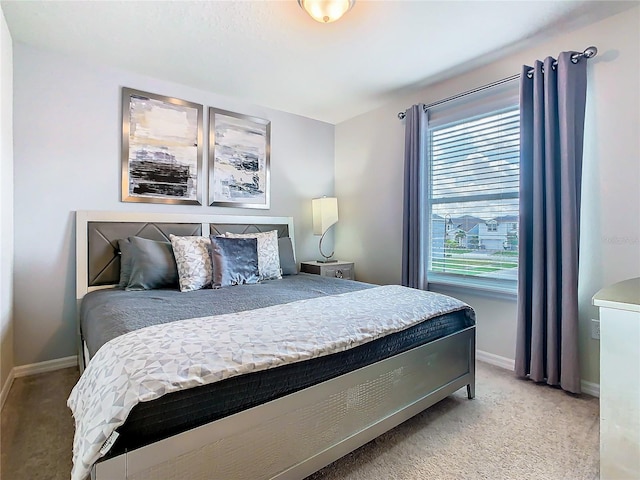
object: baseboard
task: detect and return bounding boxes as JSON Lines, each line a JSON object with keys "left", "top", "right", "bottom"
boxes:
{"left": 1, "top": 356, "right": 79, "bottom": 411}
{"left": 476, "top": 349, "right": 600, "bottom": 398}
{"left": 0, "top": 369, "right": 15, "bottom": 411}
{"left": 476, "top": 349, "right": 515, "bottom": 370}
{"left": 12, "top": 355, "right": 78, "bottom": 378}
{"left": 580, "top": 379, "right": 600, "bottom": 398}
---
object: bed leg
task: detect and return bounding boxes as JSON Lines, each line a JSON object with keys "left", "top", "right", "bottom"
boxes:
{"left": 467, "top": 327, "right": 476, "bottom": 400}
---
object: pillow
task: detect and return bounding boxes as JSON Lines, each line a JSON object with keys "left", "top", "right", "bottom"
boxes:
{"left": 126, "top": 236, "right": 179, "bottom": 291}
{"left": 117, "top": 238, "right": 133, "bottom": 288}
{"left": 224, "top": 230, "right": 281, "bottom": 281}
{"left": 209, "top": 236, "right": 259, "bottom": 288}
{"left": 278, "top": 237, "right": 298, "bottom": 275}
{"left": 170, "top": 234, "right": 213, "bottom": 292}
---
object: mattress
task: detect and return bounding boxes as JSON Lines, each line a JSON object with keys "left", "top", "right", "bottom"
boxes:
{"left": 80, "top": 275, "right": 475, "bottom": 458}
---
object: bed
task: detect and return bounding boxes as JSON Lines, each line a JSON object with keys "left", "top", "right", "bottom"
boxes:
{"left": 72, "top": 210, "right": 476, "bottom": 480}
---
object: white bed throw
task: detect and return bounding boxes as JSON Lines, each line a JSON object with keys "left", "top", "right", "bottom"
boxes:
{"left": 68, "top": 285, "right": 471, "bottom": 480}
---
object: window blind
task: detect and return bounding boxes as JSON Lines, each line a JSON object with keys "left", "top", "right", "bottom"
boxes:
{"left": 428, "top": 106, "right": 520, "bottom": 291}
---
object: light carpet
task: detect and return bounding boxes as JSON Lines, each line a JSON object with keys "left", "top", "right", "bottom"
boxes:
{"left": 308, "top": 362, "right": 599, "bottom": 480}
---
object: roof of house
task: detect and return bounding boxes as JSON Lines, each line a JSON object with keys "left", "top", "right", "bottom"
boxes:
{"left": 451, "top": 215, "right": 483, "bottom": 232}
{"left": 493, "top": 215, "right": 519, "bottom": 223}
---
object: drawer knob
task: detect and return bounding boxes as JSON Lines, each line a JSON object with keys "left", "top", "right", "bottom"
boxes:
{"left": 335, "top": 269, "right": 343, "bottom": 279}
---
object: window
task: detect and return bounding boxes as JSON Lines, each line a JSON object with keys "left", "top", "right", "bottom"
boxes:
{"left": 427, "top": 88, "right": 520, "bottom": 293}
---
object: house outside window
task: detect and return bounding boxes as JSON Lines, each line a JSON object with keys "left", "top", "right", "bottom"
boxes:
{"left": 427, "top": 83, "right": 520, "bottom": 293}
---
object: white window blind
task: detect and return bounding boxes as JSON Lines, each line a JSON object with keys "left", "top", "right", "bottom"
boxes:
{"left": 428, "top": 104, "right": 520, "bottom": 293}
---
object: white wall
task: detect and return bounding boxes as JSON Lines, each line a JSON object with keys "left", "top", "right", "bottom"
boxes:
{"left": 0, "top": 8, "right": 14, "bottom": 392}
{"left": 12, "top": 44, "right": 335, "bottom": 366}
{"left": 335, "top": 7, "right": 640, "bottom": 385}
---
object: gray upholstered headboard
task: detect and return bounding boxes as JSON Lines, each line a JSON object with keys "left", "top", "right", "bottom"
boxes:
{"left": 76, "top": 211, "right": 294, "bottom": 294}
{"left": 88, "top": 222, "right": 202, "bottom": 287}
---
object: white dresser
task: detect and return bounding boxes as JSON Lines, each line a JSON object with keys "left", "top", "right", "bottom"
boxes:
{"left": 593, "top": 278, "right": 640, "bottom": 480}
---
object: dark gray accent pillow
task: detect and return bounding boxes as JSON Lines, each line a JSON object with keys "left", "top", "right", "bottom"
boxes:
{"left": 278, "top": 237, "right": 298, "bottom": 275}
{"left": 209, "top": 236, "right": 260, "bottom": 288}
{"left": 126, "top": 237, "right": 179, "bottom": 291}
{"left": 117, "top": 238, "right": 133, "bottom": 289}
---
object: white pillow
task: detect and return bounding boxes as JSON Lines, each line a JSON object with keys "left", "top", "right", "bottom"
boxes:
{"left": 224, "top": 230, "right": 282, "bottom": 281}
{"left": 169, "top": 234, "right": 212, "bottom": 292}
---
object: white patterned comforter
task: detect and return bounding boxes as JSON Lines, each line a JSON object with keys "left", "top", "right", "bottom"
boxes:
{"left": 67, "top": 285, "right": 472, "bottom": 480}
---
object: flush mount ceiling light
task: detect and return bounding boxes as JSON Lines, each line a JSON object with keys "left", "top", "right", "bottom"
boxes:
{"left": 298, "top": 0, "right": 355, "bottom": 23}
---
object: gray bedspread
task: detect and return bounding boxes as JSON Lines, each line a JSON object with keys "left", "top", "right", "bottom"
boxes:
{"left": 81, "top": 273, "right": 374, "bottom": 358}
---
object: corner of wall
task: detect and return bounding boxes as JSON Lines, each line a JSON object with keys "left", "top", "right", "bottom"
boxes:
{"left": 0, "top": 365, "right": 14, "bottom": 410}
{"left": 0, "top": 5, "right": 15, "bottom": 392}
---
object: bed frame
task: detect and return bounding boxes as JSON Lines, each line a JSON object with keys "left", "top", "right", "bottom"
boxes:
{"left": 75, "top": 210, "right": 475, "bottom": 480}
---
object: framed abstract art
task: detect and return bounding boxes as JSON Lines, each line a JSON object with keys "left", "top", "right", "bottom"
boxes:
{"left": 121, "top": 88, "right": 203, "bottom": 205}
{"left": 208, "top": 107, "right": 270, "bottom": 209}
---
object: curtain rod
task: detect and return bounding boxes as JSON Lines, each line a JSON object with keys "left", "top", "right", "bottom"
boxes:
{"left": 397, "top": 46, "right": 598, "bottom": 120}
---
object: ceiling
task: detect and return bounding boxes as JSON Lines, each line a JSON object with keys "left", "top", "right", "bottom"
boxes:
{"left": 0, "top": 1, "right": 631, "bottom": 124}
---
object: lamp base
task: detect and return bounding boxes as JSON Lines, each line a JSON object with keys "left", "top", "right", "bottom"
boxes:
{"left": 317, "top": 259, "right": 338, "bottom": 263}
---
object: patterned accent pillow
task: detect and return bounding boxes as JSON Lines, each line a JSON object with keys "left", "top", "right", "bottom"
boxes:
{"left": 224, "top": 230, "right": 282, "bottom": 280}
{"left": 169, "top": 235, "right": 213, "bottom": 292}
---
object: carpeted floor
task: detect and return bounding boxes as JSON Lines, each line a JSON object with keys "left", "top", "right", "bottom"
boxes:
{"left": 0, "top": 361, "right": 599, "bottom": 480}
{"left": 1, "top": 366, "right": 78, "bottom": 480}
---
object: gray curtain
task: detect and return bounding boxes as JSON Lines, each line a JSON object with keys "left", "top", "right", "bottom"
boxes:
{"left": 515, "top": 53, "right": 587, "bottom": 393}
{"left": 401, "top": 104, "right": 428, "bottom": 289}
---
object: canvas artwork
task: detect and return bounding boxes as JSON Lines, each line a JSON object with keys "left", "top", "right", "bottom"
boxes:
{"left": 122, "top": 88, "right": 203, "bottom": 205}
{"left": 209, "top": 108, "right": 270, "bottom": 209}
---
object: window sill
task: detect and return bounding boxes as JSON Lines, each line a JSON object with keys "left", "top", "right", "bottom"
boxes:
{"left": 427, "top": 275, "right": 517, "bottom": 301}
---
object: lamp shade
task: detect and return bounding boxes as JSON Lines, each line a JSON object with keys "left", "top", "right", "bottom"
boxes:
{"left": 312, "top": 197, "right": 338, "bottom": 235}
{"left": 298, "top": 0, "right": 355, "bottom": 24}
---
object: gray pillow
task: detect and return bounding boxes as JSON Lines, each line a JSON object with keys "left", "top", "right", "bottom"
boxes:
{"left": 278, "top": 237, "right": 298, "bottom": 275}
{"left": 209, "top": 236, "right": 260, "bottom": 288}
{"left": 126, "top": 237, "right": 179, "bottom": 291}
{"left": 117, "top": 238, "right": 133, "bottom": 288}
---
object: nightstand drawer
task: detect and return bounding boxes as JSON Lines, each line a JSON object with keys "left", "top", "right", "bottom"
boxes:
{"left": 300, "top": 261, "right": 355, "bottom": 280}
{"left": 320, "top": 264, "right": 354, "bottom": 280}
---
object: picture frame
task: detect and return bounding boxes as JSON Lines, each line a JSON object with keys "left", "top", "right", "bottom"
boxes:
{"left": 208, "top": 107, "right": 271, "bottom": 209}
{"left": 121, "top": 88, "right": 203, "bottom": 205}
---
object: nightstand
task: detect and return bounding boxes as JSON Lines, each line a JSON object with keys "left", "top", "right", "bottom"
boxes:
{"left": 300, "top": 261, "right": 355, "bottom": 280}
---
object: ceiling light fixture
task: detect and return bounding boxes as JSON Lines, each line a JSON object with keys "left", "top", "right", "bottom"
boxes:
{"left": 298, "top": 0, "right": 355, "bottom": 23}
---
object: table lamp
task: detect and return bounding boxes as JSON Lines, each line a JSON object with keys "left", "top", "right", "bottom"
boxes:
{"left": 312, "top": 196, "right": 338, "bottom": 263}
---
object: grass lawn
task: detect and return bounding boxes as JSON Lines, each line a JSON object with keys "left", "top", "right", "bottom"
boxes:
{"left": 432, "top": 255, "right": 517, "bottom": 275}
